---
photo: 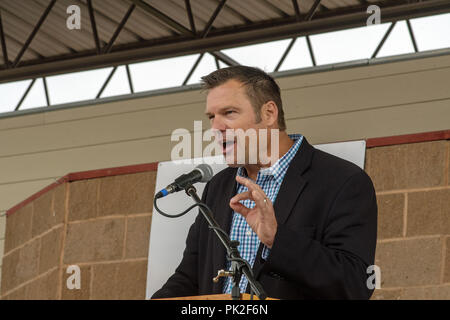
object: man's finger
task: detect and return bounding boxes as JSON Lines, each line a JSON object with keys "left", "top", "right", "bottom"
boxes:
{"left": 230, "top": 191, "right": 252, "bottom": 204}
{"left": 252, "top": 189, "right": 269, "bottom": 209}
{"left": 229, "top": 201, "right": 251, "bottom": 217}
{"left": 236, "top": 175, "right": 265, "bottom": 194}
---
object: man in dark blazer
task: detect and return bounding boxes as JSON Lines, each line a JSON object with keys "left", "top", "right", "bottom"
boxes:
{"left": 152, "top": 66, "right": 377, "bottom": 300}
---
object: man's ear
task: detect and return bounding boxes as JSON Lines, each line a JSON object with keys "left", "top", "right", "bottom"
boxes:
{"left": 261, "top": 101, "right": 279, "bottom": 127}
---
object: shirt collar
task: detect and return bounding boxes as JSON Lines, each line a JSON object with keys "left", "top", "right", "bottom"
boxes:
{"left": 237, "top": 133, "right": 304, "bottom": 185}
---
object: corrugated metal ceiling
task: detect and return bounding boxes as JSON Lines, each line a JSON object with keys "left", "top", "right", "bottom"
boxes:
{"left": 0, "top": 0, "right": 449, "bottom": 83}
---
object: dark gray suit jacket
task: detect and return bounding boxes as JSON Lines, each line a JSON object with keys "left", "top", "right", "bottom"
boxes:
{"left": 152, "top": 137, "right": 378, "bottom": 299}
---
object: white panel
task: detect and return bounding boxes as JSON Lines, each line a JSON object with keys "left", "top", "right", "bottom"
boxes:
{"left": 146, "top": 157, "right": 228, "bottom": 299}
{"left": 146, "top": 141, "right": 366, "bottom": 298}
{"left": 314, "top": 140, "right": 366, "bottom": 169}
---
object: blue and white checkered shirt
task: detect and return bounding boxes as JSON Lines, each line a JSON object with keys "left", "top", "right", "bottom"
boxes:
{"left": 223, "top": 134, "right": 304, "bottom": 294}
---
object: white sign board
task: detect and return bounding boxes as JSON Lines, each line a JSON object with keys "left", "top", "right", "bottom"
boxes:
{"left": 145, "top": 140, "right": 366, "bottom": 299}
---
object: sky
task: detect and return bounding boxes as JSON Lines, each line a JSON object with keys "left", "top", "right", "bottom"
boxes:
{"left": 0, "top": 12, "right": 449, "bottom": 115}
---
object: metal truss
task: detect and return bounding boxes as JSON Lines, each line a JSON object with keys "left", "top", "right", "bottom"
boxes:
{"left": 0, "top": 0, "right": 449, "bottom": 111}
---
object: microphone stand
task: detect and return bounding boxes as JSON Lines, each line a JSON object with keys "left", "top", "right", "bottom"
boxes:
{"left": 185, "top": 185, "right": 267, "bottom": 300}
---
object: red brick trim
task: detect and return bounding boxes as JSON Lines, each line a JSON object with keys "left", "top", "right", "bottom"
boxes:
{"left": 6, "top": 162, "right": 159, "bottom": 217}
{"left": 366, "top": 129, "right": 450, "bottom": 148}
{"left": 67, "top": 162, "right": 159, "bottom": 182}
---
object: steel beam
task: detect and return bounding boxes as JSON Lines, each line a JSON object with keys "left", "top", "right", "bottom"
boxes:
{"left": 292, "top": 0, "right": 301, "bottom": 20}
{"left": 182, "top": 52, "right": 205, "bottom": 85}
{"left": 306, "top": 35, "right": 316, "bottom": 66}
{"left": 275, "top": 38, "right": 297, "bottom": 72}
{"left": 210, "top": 51, "right": 239, "bottom": 66}
{"left": 12, "top": 0, "right": 56, "bottom": 68}
{"left": 201, "top": 0, "right": 227, "bottom": 38}
{"left": 125, "top": 64, "right": 134, "bottom": 93}
{"left": 87, "top": 0, "right": 102, "bottom": 54}
{"left": 1, "top": 0, "right": 450, "bottom": 83}
{"left": 96, "top": 67, "right": 117, "bottom": 99}
{"left": 102, "top": 4, "right": 136, "bottom": 54}
{"left": 0, "top": 10, "right": 9, "bottom": 68}
{"left": 130, "top": 0, "right": 194, "bottom": 36}
{"left": 43, "top": 76, "right": 50, "bottom": 106}
{"left": 15, "top": 78, "right": 36, "bottom": 110}
{"left": 305, "top": 0, "right": 322, "bottom": 21}
{"left": 185, "top": 0, "right": 197, "bottom": 34}
{"left": 406, "top": 19, "right": 419, "bottom": 53}
{"left": 371, "top": 22, "right": 396, "bottom": 58}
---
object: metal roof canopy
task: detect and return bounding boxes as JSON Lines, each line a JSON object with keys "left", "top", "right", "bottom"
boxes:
{"left": 0, "top": 0, "right": 450, "bottom": 84}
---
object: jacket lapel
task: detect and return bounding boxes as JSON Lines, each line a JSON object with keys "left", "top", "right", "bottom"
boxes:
{"left": 272, "top": 137, "right": 314, "bottom": 225}
{"left": 251, "top": 137, "right": 315, "bottom": 284}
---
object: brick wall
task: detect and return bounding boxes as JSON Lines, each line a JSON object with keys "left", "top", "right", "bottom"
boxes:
{"left": 0, "top": 212, "right": 5, "bottom": 287}
{"left": 0, "top": 138, "right": 449, "bottom": 299}
{"left": 368, "top": 140, "right": 450, "bottom": 299}
{"left": 0, "top": 172, "right": 155, "bottom": 300}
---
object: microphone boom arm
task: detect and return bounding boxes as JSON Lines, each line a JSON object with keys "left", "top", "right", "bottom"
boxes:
{"left": 184, "top": 185, "right": 267, "bottom": 301}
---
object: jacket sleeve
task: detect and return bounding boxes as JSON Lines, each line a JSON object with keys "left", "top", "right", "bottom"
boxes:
{"left": 151, "top": 182, "right": 210, "bottom": 299}
{"left": 265, "top": 170, "right": 378, "bottom": 299}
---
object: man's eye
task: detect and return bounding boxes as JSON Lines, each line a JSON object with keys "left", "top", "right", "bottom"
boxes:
{"left": 225, "top": 110, "right": 235, "bottom": 115}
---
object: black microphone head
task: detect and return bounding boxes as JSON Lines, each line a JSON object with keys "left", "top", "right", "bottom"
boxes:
{"left": 195, "top": 164, "right": 214, "bottom": 183}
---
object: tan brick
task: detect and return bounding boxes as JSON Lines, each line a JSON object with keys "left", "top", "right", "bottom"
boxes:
{"left": 0, "top": 213, "right": 6, "bottom": 239}
{"left": 377, "top": 193, "right": 404, "bottom": 239}
{"left": 370, "top": 288, "right": 402, "bottom": 300}
{"left": 0, "top": 239, "right": 4, "bottom": 267}
{"left": 400, "top": 285, "right": 450, "bottom": 300}
{"left": 68, "top": 179, "right": 98, "bottom": 221}
{"left": 125, "top": 215, "right": 152, "bottom": 259}
{"left": 117, "top": 260, "right": 147, "bottom": 300}
{"left": 26, "top": 268, "right": 59, "bottom": 300}
{"left": 64, "top": 218, "right": 125, "bottom": 264}
{"left": 1, "top": 250, "right": 19, "bottom": 294}
{"left": 407, "top": 189, "right": 450, "bottom": 236}
{"left": 4, "top": 203, "right": 33, "bottom": 253}
{"left": 91, "top": 263, "right": 118, "bottom": 300}
{"left": 32, "top": 188, "right": 65, "bottom": 238}
{"left": 367, "top": 141, "right": 447, "bottom": 191}
{"left": 375, "top": 237, "right": 442, "bottom": 288}
{"left": 1, "top": 239, "right": 40, "bottom": 294}
{"left": 98, "top": 172, "right": 156, "bottom": 217}
{"left": 90, "top": 260, "right": 147, "bottom": 300}
{"left": 53, "top": 183, "right": 67, "bottom": 223}
{"left": 1, "top": 285, "right": 27, "bottom": 300}
{"left": 61, "top": 265, "right": 92, "bottom": 300}
{"left": 445, "top": 237, "right": 450, "bottom": 283}
{"left": 39, "top": 227, "right": 63, "bottom": 274}
{"left": 447, "top": 141, "right": 450, "bottom": 186}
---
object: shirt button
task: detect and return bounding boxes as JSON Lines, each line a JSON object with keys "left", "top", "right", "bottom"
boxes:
{"left": 246, "top": 229, "right": 252, "bottom": 236}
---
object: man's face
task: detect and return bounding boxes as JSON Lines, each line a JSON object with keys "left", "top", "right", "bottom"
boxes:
{"left": 205, "top": 79, "right": 266, "bottom": 167}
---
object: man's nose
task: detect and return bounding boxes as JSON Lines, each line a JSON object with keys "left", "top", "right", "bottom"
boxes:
{"left": 211, "top": 116, "right": 226, "bottom": 131}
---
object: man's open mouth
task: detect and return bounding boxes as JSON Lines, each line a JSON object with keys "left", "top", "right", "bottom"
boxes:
{"left": 221, "top": 139, "right": 236, "bottom": 154}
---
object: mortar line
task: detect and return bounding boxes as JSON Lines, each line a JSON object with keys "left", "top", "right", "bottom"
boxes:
{"left": 376, "top": 185, "right": 450, "bottom": 195}
{"left": 402, "top": 193, "right": 408, "bottom": 237}
{"left": 377, "top": 234, "right": 441, "bottom": 243}
{"left": 57, "top": 183, "right": 70, "bottom": 300}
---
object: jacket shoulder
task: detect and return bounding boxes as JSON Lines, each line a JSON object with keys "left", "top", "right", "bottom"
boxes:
{"left": 310, "top": 147, "right": 371, "bottom": 185}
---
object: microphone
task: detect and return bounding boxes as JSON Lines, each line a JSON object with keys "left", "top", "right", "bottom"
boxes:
{"left": 155, "top": 164, "right": 214, "bottom": 199}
